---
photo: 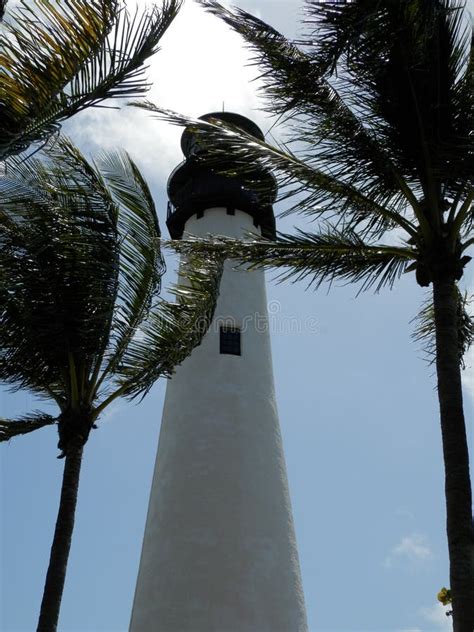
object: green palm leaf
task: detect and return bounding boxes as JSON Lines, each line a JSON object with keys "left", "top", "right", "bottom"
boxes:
{"left": 413, "top": 288, "right": 474, "bottom": 366}
{"left": 103, "top": 253, "right": 224, "bottom": 404}
{"left": 197, "top": 0, "right": 424, "bottom": 219}
{"left": 171, "top": 230, "right": 414, "bottom": 293}
{"left": 298, "top": 0, "right": 473, "bottom": 207}
{"left": 1, "top": 0, "right": 181, "bottom": 159}
{"left": 1, "top": 0, "right": 117, "bottom": 157}
{"left": 0, "top": 413, "right": 56, "bottom": 441}
{"left": 91, "top": 149, "right": 165, "bottom": 391}
{"left": 0, "top": 148, "right": 119, "bottom": 404}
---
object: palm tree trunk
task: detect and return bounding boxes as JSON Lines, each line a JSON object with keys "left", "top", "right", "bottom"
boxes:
{"left": 432, "top": 277, "right": 474, "bottom": 632}
{"left": 36, "top": 443, "right": 84, "bottom": 632}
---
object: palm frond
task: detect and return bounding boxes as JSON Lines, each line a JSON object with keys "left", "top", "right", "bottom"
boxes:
{"left": 197, "top": 0, "right": 473, "bottom": 239}
{"left": 0, "top": 412, "right": 56, "bottom": 441}
{"left": 104, "top": 254, "right": 224, "bottom": 403}
{"left": 169, "top": 228, "right": 415, "bottom": 293}
{"left": 1, "top": 0, "right": 117, "bottom": 157}
{"left": 302, "top": 0, "right": 473, "bottom": 205}
{"left": 1, "top": 0, "right": 182, "bottom": 159}
{"left": 0, "top": 139, "right": 120, "bottom": 399}
{"left": 134, "top": 104, "right": 418, "bottom": 240}
{"left": 413, "top": 288, "right": 474, "bottom": 366}
{"left": 197, "top": 0, "right": 424, "bottom": 222}
{"left": 447, "top": 27, "right": 474, "bottom": 206}
{"left": 91, "top": 149, "right": 165, "bottom": 389}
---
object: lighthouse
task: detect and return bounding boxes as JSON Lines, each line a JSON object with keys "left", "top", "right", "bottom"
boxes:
{"left": 130, "top": 113, "right": 308, "bottom": 632}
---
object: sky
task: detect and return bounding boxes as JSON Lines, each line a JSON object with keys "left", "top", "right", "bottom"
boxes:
{"left": 1, "top": 1, "right": 473, "bottom": 631}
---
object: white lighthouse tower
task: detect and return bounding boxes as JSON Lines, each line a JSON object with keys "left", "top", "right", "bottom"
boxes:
{"left": 130, "top": 113, "right": 307, "bottom": 632}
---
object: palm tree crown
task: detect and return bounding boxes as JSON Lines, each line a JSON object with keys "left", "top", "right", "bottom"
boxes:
{"left": 0, "top": 137, "right": 222, "bottom": 446}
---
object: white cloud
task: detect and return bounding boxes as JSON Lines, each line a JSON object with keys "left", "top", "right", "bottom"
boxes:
{"left": 420, "top": 603, "right": 453, "bottom": 631}
{"left": 64, "top": 0, "right": 272, "bottom": 183}
{"left": 149, "top": 1, "right": 265, "bottom": 117}
{"left": 384, "top": 533, "right": 433, "bottom": 570}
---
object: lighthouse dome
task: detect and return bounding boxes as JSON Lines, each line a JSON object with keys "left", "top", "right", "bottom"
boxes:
{"left": 180, "top": 112, "right": 265, "bottom": 157}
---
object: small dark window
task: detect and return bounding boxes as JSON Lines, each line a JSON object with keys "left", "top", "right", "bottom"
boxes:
{"left": 220, "top": 326, "right": 241, "bottom": 356}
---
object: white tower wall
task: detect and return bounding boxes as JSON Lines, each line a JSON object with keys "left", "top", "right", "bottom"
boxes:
{"left": 130, "top": 208, "right": 307, "bottom": 632}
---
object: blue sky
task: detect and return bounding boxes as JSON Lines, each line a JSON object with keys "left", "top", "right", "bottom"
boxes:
{"left": 1, "top": 1, "right": 473, "bottom": 630}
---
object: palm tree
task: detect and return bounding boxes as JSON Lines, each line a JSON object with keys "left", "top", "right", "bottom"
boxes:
{"left": 0, "top": 138, "right": 222, "bottom": 631}
{"left": 141, "top": 0, "right": 473, "bottom": 628}
{"left": 0, "top": 0, "right": 181, "bottom": 161}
